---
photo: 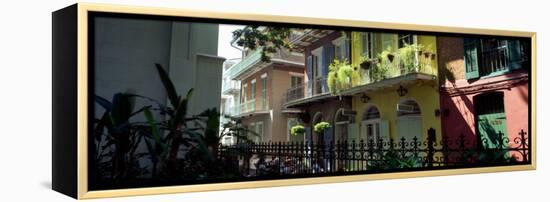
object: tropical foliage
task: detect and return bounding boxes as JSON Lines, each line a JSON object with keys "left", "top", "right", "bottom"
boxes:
{"left": 232, "top": 26, "right": 292, "bottom": 62}
{"left": 326, "top": 59, "right": 360, "bottom": 94}
{"left": 367, "top": 149, "right": 422, "bottom": 170}
{"left": 92, "top": 64, "right": 257, "bottom": 188}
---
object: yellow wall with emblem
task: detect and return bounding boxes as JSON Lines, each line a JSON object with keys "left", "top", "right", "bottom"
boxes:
{"left": 349, "top": 32, "right": 441, "bottom": 141}
{"left": 350, "top": 83, "right": 442, "bottom": 141}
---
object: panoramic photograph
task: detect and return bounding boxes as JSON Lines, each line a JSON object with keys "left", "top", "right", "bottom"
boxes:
{"left": 89, "top": 15, "right": 531, "bottom": 190}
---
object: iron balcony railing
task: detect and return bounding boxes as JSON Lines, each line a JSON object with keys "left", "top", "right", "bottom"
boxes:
{"left": 228, "top": 97, "right": 270, "bottom": 116}
{"left": 283, "top": 47, "right": 437, "bottom": 106}
{"left": 225, "top": 49, "right": 263, "bottom": 80}
{"left": 357, "top": 49, "right": 437, "bottom": 85}
{"left": 221, "top": 79, "right": 240, "bottom": 94}
{"left": 226, "top": 48, "right": 304, "bottom": 80}
{"left": 284, "top": 77, "right": 329, "bottom": 104}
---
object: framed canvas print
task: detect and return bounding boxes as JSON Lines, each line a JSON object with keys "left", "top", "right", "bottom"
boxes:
{"left": 52, "top": 3, "right": 536, "bottom": 199}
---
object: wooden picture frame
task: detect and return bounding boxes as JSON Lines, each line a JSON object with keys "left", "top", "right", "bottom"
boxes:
{"left": 52, "top": 3, "right": 536, "bottom": 199}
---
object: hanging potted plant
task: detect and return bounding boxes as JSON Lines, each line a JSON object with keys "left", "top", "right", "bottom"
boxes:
{"left": 387, "top": 53, "right": 395, "bottom": 62}
{"left": 327, "top": 59, "right": 359, "bottom": 95}
{"left": 359, "top": 55, "right": 373, "bottom": 69}
{"left": 290, "top": 124, "right": 306, "bottom": 136}
{"left": 314, "top": 121, "right": 331, "bottom": 134}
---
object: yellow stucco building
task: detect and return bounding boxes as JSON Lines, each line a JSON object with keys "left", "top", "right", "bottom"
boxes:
{"left": 340, "top": 32, "right": 442, "bottom": 144}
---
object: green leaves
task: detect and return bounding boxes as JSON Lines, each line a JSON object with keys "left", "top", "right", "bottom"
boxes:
{"left": 327, "top": 59, "right": 358, "bottom": 94}
{"left": 155, "top": 63, "right": 180, "bottom": 108}
{"left": 94, "top": 63, "right": 234, "bottom": 182}
{"left": 232, "top": 26, "right": 292, "bottom": 62}
{"left": 290, "top": 124, "right": 305, "bottom": 136}
{"left": 314, "top": 122, "right": 331, "bottom": 133}
{"left": 144, "top": 107, "right": 163, "bottom": 149}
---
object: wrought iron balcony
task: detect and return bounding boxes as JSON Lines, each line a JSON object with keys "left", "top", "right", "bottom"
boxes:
{"left": 228, "top": 97, "right": 270, "bottom": 117}
{"left": 357, "top": 50, "right": 437, "bottom": 86}
{"left": 225, "top": 49, "right": 263, "bottom": 80}
{"left": 221, "top": 79, "right": 240, "bottom": 95}
{"left": 226, "top": 48, "right": 304, "bottom": 80}
{"left": 284, "top": 77, "right": 330, "bottom": 107}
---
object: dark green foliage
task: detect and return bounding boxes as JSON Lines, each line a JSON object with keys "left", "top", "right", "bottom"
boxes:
{"left": 93, "top": 63, "right": 256, "bottom": 187}
{"left": 232, "top": 26, "right": 292, "bottom": 62}
{"left": 368, "top": 149, "right": 422, "bottom": 170}
{"left": 93, "top": 93, "right": 152, "bottom": 183}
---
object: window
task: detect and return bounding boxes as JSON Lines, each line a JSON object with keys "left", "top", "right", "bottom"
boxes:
{"left": 261, "top": 75, "right": 267, "bottom": 109}
{"left": 361, "top": 32, "right": 375, "bottom": 58}
{"left": 291, "top": 75, "right": 303, "bottom": 88}
{"left": 363, "top": 106, "right": 381, "bottom": 120}
{"left": 398, "top": 33, "right": 414, "bottom": 48}
{"left": 475, "top": 92, "right": 505, "bottom": 115}
{"left": 332, "top": 36, "right": 349, "bottom": 61}
{"left": 464, "top": 38, "right": 527, "bottom": 79}
{"left": 480, "top": 39, "right": 509, "bottom": 75}
{"left": 334, "top": 108, "right": 350, "bottom": 143}
{"left": 287, "top": 118, "right": 302, "bottom": 142}
{"left": 250, "top": 79, "right": 256, "bottom": 100}
{"left": 256, "top": 121, "right": 264, "bottom": 142}
{"left": 381, "top": 33, "right": 394, "bottom": 51}
{"left": 361, "top": 106, "right": 382, "bottom": 146}
{"left": 242, "top": 83, "right": 248, "bottom": 102}
{"left": 474, "top": 92, "right": 508, "bottom": 149}
{"left": 333, "top": 37, "right": 347, "bottom": 61}
{"left": 312, "top": 47, "right": 323, "bottom": 78}
{"left": 311, "top": 47, "right": 325, "bottom": 94}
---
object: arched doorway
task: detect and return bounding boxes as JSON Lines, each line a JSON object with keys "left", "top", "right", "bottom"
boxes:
{"left": 334, "top": 108, "right": 350, "bottom": 144}
{"left": 396, "top": 99, "right": 422, "bottom": 141}
{"left": 361, "top": 105, "right": 381, "bottom": 147}
{"left": 311, "top": 112, "right": 323, "bottom": 144}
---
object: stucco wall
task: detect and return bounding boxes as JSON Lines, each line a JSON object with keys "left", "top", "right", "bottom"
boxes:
{"left": 94, "top": 17, "right": 172, "bottom": 120}
{"left": 352, "top": 83, "right": 442, "bottom": 141}
{"left": 437, "top": 36, "right": 529, "bottom": 148}
{"left": 239, "top": 62, "right": 304, "bottom": 142}
{"left": 348, "top": 32, "right": 442, "bottom": 142}
{"left": 304, "top": 98, "right": 352, "bottom": 144}
{"left": 93, "top": 17, "right": 222, "bottom": 177}
{"left": 94, "top": 17, "right": 222, "bottom": 120}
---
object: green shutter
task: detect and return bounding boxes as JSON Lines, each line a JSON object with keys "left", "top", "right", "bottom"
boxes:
{"left": 464, "top": 38, "right": 480, "bottom": 79}
{"left": 477, "top": 112, "right": 508, "bottom": 149}
{"left": 507, "top": 40, "right": 523, "bottom": 70}
{"left": 306, "top": 55, "right": 313, "bottom": 96}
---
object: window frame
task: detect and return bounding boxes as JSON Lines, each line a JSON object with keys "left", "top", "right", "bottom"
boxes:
{"left": 311, "top": 47, "right": 324, "bottom": 78}
{"left": 361, "top": 32, "right": 375, "bottom": 58}
{"left": 332, "top": 36, "right": 346, "bottom": 61}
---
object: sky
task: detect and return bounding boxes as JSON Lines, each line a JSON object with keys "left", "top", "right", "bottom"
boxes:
{"left": 218, "top": 24, "right": 245, "bottom": 64}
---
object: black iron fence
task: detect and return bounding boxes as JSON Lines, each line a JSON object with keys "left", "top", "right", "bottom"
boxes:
{"left": 218, "top": 129, "right": 529, "bottom": 177}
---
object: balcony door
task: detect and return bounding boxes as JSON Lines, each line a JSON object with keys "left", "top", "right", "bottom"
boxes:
{"left": 396, "top": 100, "right": 422, "bottom": 142}
{"left": 311, "top": 47, "right": 324, "bottom": 94}
{"left": 361, "top": 106, "right": 381, "bottom": 147}
{"left": 334, "top": 108, "right": 350, "bottom": 144}
{"left": 474, "top": 92, "right": 508, "bottom": 149}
